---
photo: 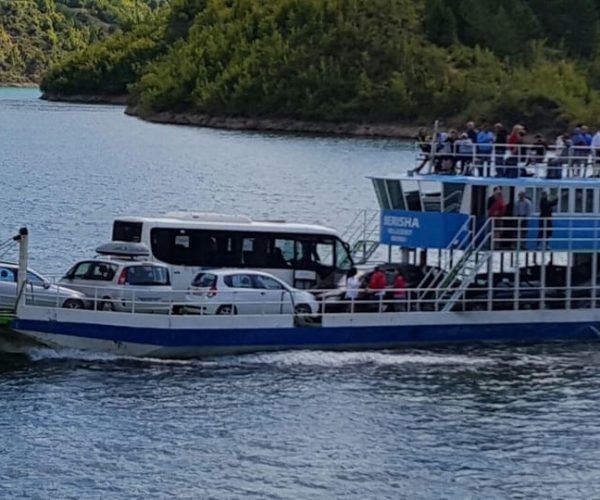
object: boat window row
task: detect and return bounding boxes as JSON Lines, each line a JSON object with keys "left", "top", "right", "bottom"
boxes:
{"left": 373, "top": 178, "right": 600, "bottom": 215}
{"left": 149, "top": 228, "right": 352, "bottom": 272}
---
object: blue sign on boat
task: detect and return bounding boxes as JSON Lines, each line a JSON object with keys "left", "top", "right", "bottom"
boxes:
{"left": 380, "top": 210, "right": 470, "bottom": 248}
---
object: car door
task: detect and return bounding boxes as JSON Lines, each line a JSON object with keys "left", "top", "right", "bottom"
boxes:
{"left": 223, "top": 273, "right": 259, "bottom": 314}
{"left": 253, "top": 274, "right": 292, "bottom": 314}
{"left": 0, "top": 266, "right": 17, "bottom": 309}
{"left": 27, "top": 271, "right": 56, "bottom": 307}
{"left": 61, "top": 261, "right": 96, "bottom": 295}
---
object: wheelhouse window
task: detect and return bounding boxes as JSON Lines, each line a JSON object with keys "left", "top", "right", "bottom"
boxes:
{"left": 335, "top": 240, "right": 352, "bottom": 270}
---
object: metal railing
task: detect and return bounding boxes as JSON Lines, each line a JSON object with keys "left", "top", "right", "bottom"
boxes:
{"left": 14, "top": 279, "right": 600, "bottom": 318}
{"left": 413, "top": 142, "right": 600, "bottom": 179}
{"left": 341, "top": 209, "right": 381, "bottom": 264}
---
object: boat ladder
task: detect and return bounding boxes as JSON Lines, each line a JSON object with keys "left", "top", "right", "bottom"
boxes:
{"left": 416, "top": 216, "right": 473, "bottom": 301}
{"left": 436, "top": 219, "right": 494, "bottom": 312}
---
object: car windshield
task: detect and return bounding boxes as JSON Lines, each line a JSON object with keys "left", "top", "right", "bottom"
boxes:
{"left": 27, "top": 271, "right": 45, "bottom": 285}
{"left": 125, "top": 266, "right": 170, "bottom": 286}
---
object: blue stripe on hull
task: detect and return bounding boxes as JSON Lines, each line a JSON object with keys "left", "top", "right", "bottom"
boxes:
{"left": 12, "top": 319, "right": 600, "bottom": 352}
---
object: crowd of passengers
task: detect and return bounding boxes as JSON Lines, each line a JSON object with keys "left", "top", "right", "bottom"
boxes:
{"left": 414, "top": 121, "right": 600, "bottom": 178}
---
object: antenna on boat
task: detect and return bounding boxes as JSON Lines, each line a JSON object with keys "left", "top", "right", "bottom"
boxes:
{"left": 428, "top": 120, "right": 440, "bottom": 174}
{"left": 13, "top": 227, "right": 28, "bottom": 313}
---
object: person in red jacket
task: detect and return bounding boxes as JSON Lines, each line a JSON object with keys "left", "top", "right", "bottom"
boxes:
{"left": 393, "top": 269, "right": 408, "bottom": 312}
{"left": 368, "top": 266, "right": 387, "bottom": 312}
{"left": 488, "top": 191, "right": 507, "bottom": 247}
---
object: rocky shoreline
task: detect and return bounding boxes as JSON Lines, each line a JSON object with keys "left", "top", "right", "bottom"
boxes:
{"left": 41, "top": 92, "right": 128, "bottom": 105}
{"left": 0, "top": 81, "right": 39, "bottom": 88}
{"left": 40, "top": 92, "right": 421, "bottom": 138}
{"left": 126, "top": 107, "right": 420, "bottom": 139}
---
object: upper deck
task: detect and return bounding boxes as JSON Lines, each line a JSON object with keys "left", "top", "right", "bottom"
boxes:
{"left": 370, "top": 143, "right": 600, "bottom": 217}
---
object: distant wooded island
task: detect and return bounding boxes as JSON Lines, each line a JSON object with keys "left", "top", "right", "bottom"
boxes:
{"left": 19, "top": 0, "right": 600, "bottom": 134}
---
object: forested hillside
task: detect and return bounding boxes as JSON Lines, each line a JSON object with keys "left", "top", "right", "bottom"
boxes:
{"left": 39, "top": 0, "right": 600, "bottom": 128}
{"left": 0, "top": 0, "right": 163, "bottom": 83}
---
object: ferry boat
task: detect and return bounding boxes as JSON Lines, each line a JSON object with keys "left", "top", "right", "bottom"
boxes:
{"left": 7, "top": 146, "right": 600, "bottom": 357}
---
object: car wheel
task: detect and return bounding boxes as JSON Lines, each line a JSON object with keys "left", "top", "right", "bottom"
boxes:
{"left": 216, "top": 305, "right": 237, "bottom": 315}
{"left": 295, "top": 304, "right": 312, "bottom": 315}
{"left": 62, "top": 299, "right": 84, "bottom": 309}
{"left": 99, "top": 298, "right": 115, "bottom": 311}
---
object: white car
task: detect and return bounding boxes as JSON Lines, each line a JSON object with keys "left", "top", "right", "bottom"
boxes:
{"left": 184, "top": 269, "right": 319, "bottom": 316}
{"left": 0, "top": 262, "right": 88, "bottom": 310}
{"left": 59, "top": 258, "right": 177, "bottom": 313}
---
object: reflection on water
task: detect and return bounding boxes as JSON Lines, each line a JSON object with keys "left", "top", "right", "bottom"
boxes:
{"left": 1, "top": 344, "right": 600, "bottom": 498}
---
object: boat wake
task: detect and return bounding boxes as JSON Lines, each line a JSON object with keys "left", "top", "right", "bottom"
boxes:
{"left": 24, "top": 347, "right": 197, "bottom": 366}
{"left": 222, "top": 350, "right": 495, "bottom": 368}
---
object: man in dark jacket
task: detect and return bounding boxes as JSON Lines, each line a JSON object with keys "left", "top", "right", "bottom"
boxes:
{"left": 538, "top": 192, "right": 558, "bottom": 249}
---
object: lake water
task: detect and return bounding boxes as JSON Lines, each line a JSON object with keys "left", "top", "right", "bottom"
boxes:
{"left": 1, "top": 88, "right": 600, "bottom": 499}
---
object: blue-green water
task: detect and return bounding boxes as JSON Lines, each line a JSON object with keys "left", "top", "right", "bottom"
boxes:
{"left": 1, "top": 89, "right": 600, "bottom": 499}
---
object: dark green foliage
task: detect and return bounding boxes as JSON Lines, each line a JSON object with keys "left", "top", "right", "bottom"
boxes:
{"left": 38, "top": 0, "right": 600, "bottom": 129}
{"left": 424, "top": 0, "right": 457, "bottom": 47}
{"left": 0, "top": 0, "right": 164, "bottom": 83}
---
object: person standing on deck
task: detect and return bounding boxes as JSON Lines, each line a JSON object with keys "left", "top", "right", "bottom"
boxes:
{"left": 515, "top": 191, "right": 532, "bottom": 250}
{"left": 368, "top": 266, "right": 387, "bottom": 312}
{"left": 571, "top": 127, "right": 587, "bottom": 177}
{"left": 507, "top": 125, "right": 525, "bottom": 177}
{"left": 344, "top": 267, "right": 360, "bottom": 312}
{"left": 477, "top": 124, "right": 494, "bottom": 176}
{"left": 592, "top": 129, "right": 600, "bottom": 177}
{"left": 466, "top": 121, "right": 478, "bottom": 143}
{"left": 494, "top": 123, "right": 508, "bottom": 176}
{"left": 538, "top": 192, "right": 558, "bottom": 250}
{"left": 488, "top": 191, "right": 507, "bottom": 247}
{"left": 392, "top": 270, "right": 408, "bottom": 312}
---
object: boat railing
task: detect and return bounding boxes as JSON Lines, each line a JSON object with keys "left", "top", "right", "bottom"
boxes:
{"left": 18, "top": 280, "right": 600, "bottom": 317}
{"left": 413, "top": 142, "right": 600, "bottom": 179}
{"left": 416, "top": 215, "right": 474, "bottom": 296}
{"left": 341, "top": 209, "right": 381, "bottom": 264}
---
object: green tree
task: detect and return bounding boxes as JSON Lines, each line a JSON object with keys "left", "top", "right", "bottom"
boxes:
{"left": 424, "top": 0, "right": 457, "bottom": 47}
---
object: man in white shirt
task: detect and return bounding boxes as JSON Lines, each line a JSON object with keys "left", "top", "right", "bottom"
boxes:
{"left": 344, "top": 267, "right": 360, "bottom": 312}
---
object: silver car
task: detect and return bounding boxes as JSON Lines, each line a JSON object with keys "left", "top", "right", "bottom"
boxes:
{"left": 59, "top": 258, "right": 176, "bottom": 313}
{"left": 0, "top": 262, "right": 88, "bottom": 310}
{"left": 184, "top": 269, "right": 319, "bottom": 316}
